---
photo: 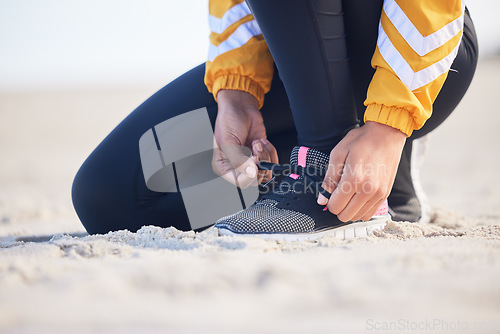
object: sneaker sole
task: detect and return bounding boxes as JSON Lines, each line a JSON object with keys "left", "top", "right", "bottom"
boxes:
{"left": 216, "top": 214, "right": 390, "bottom": 241}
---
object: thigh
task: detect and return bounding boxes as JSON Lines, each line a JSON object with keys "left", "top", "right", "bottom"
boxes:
{"left": 72, "top": 64, "right": 217, "bottom": 233}
{"left": 343, "top": 0, "right": 383, "bottom": 121}
{"left": 247, "top": 0, "right": 360, "bottom": 151}
{"left": 72, "top": 63, "right": 295, "bottom": 234}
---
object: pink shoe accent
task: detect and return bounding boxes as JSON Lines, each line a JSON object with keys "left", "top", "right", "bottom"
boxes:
{"left": 288, "top": 146, "right": 309, "bottom": 180}
{"left": 298, "top": 146, "right": 309, "bottom": 167}
{"left": 374, "top": 199, "right": 389, "bottom": 216}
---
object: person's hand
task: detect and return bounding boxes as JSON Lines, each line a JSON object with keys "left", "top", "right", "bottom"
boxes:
{"left": 317, "top": 121, "right": 406, "bottom": 222}
{"left": 212, "top": 89, "right": 278, "bottom": 188}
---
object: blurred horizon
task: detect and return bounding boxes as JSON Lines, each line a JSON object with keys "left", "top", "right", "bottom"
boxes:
{"left": 0, "top": 0, "right": 498, "bottom": 93}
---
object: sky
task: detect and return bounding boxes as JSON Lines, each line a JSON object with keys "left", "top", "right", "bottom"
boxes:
{"left": 0, "top": 0, "right": 209, "bottom": 91}
{"left": 0, "top": 0, "right": 498, "bottom": 92}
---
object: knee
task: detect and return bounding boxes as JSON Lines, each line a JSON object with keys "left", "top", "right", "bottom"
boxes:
{"left": 71, "top": 162, "right": 98, "bottom": 234}
{"left": 71, "top": 159, "right": 118, "bottom": 235}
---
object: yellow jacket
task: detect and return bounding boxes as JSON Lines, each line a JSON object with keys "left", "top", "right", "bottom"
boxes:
{"left": 204, "top": 0, "right": 465, "bottom": 137}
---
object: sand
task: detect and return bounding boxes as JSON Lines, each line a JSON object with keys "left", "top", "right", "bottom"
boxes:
{"left": 1, "top": 57, "right": 500, "bottom": 334}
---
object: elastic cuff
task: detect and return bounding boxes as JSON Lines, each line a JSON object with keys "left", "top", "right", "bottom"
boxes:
{"left": 212, "top": 75, "right": 265, "bottom": 109}
{"left": 364, "top": 103, "right": 416, "bottom": 137}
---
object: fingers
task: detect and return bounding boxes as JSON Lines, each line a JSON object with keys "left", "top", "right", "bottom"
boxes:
{"left": 261, "top": 138, "right": 279, "bottom": 164}
{"left": 316, "top": 122, "right": 404, "bottom": 222}
{"left": 252, "top": 139, "right": 269, "bottom": 184}
{"left": 229, "top": 148, "right": 258, "bottom": 189}
{"left": 324, "top": 167, "right": 390, "bottom": 222}
{"left": 318, "top": 147, "right": 385, "bottom": 222}
{"left": 326, "top": 169, "right": 388, "bottom": 222}
{"left": 212, "top": 132, "right": 280, "bottom": 188}
{"left": 251, "top": 140, "right": 265, "bottom": 184}
{"left": 212, "top": 137, "right": 258, "bottom": 189}
{"left": 360, "top": 198, "right": 387, "bottom": 222}
{"left": 340, "top": 193, "right": 385, "bottom": 222}
{"left": 253, "top": 138, "right": 279, "bottom": 183}
{"left": 222, "top": 162, "right": 258, "bottom": 189}
{"left": 222, "top": 154, "right": 258, "bottom": 189}
{"left": 317, "top": 147, "right": 347, "bottom": 205}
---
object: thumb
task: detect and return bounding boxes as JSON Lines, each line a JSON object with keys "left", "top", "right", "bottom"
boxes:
{"left": 212, "top": 137, "right": 258, "bottom": 188}
{"left": 317, "top": 147, "right": 347, "bottom": 205}
{"left": 230, "top": 152, "right": 259, "bottom": 188}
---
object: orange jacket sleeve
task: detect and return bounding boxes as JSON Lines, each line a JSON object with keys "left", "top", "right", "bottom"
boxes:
{"left": 364, "top": 0, "right": 465, "bottom": 136}
{"left": 205, "top": 0, "right": 274, "bottom": 109}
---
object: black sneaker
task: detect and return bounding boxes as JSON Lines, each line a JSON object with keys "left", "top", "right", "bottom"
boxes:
{"left": 215, "top": 146, "right": 390, "bottom": 241}
{"left": 388, "top": 136, "right": 430, "bottom": 223}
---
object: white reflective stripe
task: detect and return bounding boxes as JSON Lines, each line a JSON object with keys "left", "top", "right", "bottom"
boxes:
{"left": 209, "top": 2, "right": 252, "bottom": 35}
{"left": 411, "top": 43, "right": 460, "bottom": 89}
{"left": 377, "top": 23, "right": 414, "bottom": 88}
{"left": 383, "top": 0, "right": 464, "bottom": 56}
{"left": 208, "top": 20, "right": 262, "bottom": 62}
{"left": 377, "top": 23, "right": 461, "bottom": 91}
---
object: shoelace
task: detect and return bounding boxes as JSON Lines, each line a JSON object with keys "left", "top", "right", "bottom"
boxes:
{"left": 257, "top": 161, "right": 332, "bottom": 199}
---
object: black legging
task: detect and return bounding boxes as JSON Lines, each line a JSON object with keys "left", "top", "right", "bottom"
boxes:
{"left": 72, "top": 0, "right": 478, "bottom": 234}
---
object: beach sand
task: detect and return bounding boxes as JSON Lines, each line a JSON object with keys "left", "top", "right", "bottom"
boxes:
{"left": 1, "top": 57, "right": 500, "bottom": 334}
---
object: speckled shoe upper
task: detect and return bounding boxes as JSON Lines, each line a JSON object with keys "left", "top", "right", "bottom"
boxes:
{"left": 215, "top": 146, "right": 385, "bottom": 235}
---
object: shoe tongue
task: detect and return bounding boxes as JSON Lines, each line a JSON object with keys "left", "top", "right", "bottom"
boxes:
{"left": 289, "top": 146, "right": 329, "bottom": 172}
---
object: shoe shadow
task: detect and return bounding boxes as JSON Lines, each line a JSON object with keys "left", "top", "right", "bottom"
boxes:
{"left": 8, "top": 231, "right": 89, "bottom": 243}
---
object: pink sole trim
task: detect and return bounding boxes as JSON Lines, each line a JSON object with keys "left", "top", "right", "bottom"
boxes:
{"left": 374, "top": 199, "right": 389, "bottom": 216}
{"left": 289, "top": 173, "right": 299, "bottom": 180}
